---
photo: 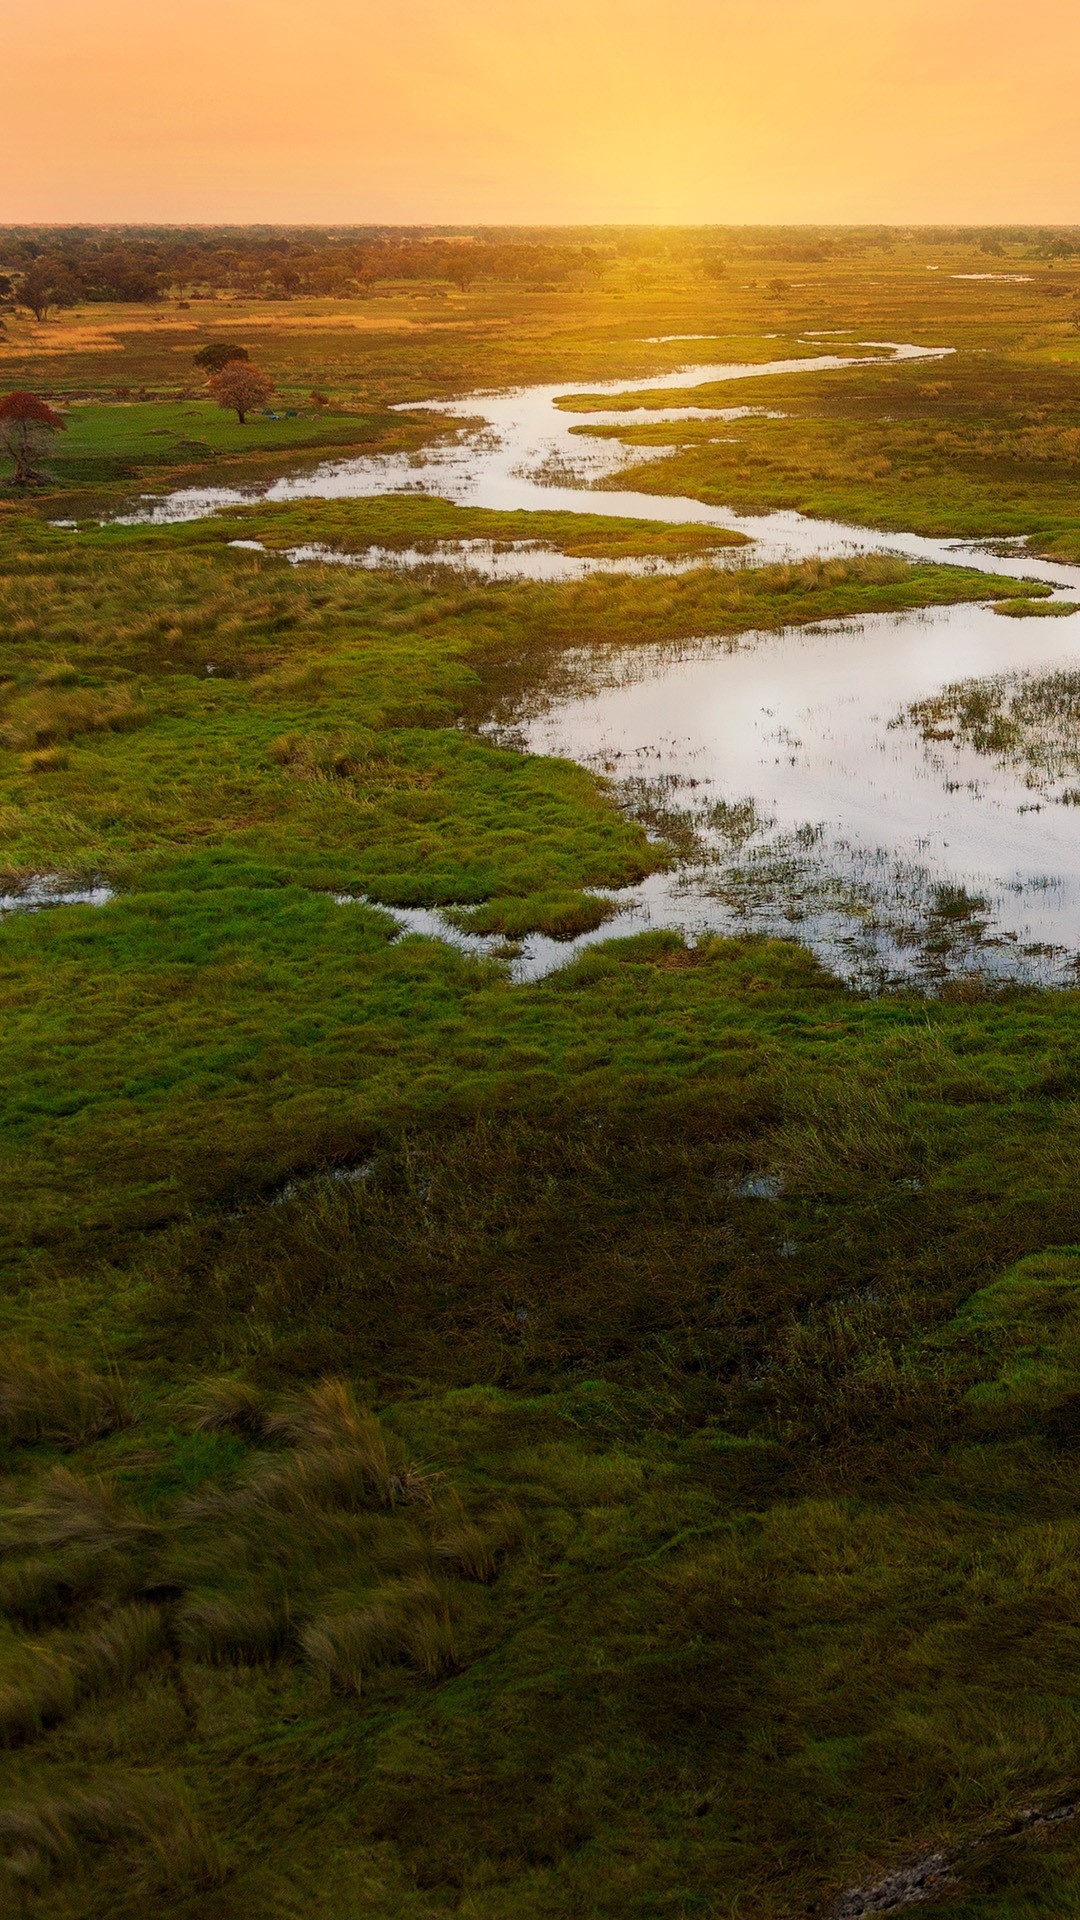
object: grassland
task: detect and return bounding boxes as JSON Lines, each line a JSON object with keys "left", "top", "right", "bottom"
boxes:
{"left": 5, "top": 235, "right": 1080, "bottom": 1919}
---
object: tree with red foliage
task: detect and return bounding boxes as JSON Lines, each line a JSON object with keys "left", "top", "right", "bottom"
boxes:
{"left": 0, "top": 392, "right": 66, "bottom": 485}
{"left": 206, "top": 361, "right": 274, "bottom": 424}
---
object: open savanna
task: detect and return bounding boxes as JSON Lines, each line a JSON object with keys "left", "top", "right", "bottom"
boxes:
{"left": 6, "top": 234, "right": 1080, "bottom": 1919}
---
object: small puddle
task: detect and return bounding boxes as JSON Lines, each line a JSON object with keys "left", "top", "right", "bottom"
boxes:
{"left": 0, "top": 876, "right": 114, "bottom": 915}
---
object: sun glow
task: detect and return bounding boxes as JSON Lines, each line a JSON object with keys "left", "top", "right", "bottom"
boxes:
{"left": 5, "top": 0, "right": 1080, "bottom": 223}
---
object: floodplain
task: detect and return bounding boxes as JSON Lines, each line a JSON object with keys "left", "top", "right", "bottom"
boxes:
{"left": 5, "top": 230, "right": 1080, "bottom": 1918}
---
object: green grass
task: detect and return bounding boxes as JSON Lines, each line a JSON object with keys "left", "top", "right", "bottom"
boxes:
{"left": 576, "top": 349, "right": 1080, "bottom": 561}
{"left": 0, "top": 399, "right": 433, "bottom": 501}
{"left": 209, "top": 492, "right": 748, "bottom": 560}
{"left": 0, "top": 510, "right": 1021, "bottom": 1265}
{"left": 7, "top": 242, "right": 1080, "bottom": 1917}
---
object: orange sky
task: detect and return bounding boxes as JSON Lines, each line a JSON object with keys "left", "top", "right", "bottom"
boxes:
{"left": 5, "top": 0, "right": 1080, "bottom": 224}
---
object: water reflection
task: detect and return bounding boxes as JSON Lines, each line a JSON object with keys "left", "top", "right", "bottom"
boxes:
{"left": 96, "top": 338, "right": 1080, "bottom": 988}
{"left": 114, "top": 339, "right": 1080, "bottom": 596}
{"left": 0, "top": 876, "right": 114, "bottom": 915}
{"left": 228, "top": 536, "right": 737, "bottom": 585}
{"left": 478, "top": 600, "right": 1080, "bottom": 988}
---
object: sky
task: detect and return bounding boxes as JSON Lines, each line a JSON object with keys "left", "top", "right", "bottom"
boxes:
{"left": 5, "top": 0, "right": 1080, "bottom": 225}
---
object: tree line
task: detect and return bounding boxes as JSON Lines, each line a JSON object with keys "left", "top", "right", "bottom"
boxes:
{"left": 0, "top": 233, "right": 611, "bottom": 318}
{"left": 4, "top": 225, "right": 1080, "bottom": 321}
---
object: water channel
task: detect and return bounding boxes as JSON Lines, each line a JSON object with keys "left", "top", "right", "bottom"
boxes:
{"left": 106, "top": 341, "right": 1080, "bottom": 987}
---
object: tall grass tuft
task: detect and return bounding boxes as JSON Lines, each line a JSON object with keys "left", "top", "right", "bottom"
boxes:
{"left": 263, "top": 1379, "right": 417, "bottom": 1507}
{"left": 0, "top": 1605, "right": 165, "bottom": 1747}
{"left": 0, "top": 1777, "right": 226, "bottom": 1892}
{"left": 0, "top": 684, "right": 149, "bottom": 750}
{"left": 78, "top": 1603, "right": 166, "bottom": 1691}
{"left": 0, "top": 1655, "right": 81, "bottom": 1748}
{"left": 184, "top": 1375, "right": 269, "bottom": 1439}
{"left": 301, "top": 1576, "right": 455, "bottom": 1693}
{"left": 20, "top": 1468, "right": 154, "bottom": 1557}
{"left": 269, "top": 729, "right": 375, "bottom": 780}
{"left": 176, "top": 1591, "right": 292, "bottom": 1664}
{"left": 435, "top": 1502, "right": 523, "bottom": 1582}
{"left": 0, "top": 1345, "right": 133, "bottom": 1447}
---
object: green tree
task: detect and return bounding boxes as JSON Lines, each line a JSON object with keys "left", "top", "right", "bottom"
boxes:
{"left": 193, "top": 342, "right": 250, "bottom": 374}
{"left": 19, "top": 261, "right": 82, "bottom": 322}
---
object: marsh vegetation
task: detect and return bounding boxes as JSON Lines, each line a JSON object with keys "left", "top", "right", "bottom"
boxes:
{"left": 6, "top": 227, "right": 1080, "bottom": 1917}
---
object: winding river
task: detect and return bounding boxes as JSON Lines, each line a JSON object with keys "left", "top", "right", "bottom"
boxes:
{"left": 111, "top": 341, "right": 1080, "bottom": 987}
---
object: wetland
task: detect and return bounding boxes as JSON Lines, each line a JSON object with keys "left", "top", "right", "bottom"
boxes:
{"left": 7, "top": 229, "right": 1080, "bottom": 1920}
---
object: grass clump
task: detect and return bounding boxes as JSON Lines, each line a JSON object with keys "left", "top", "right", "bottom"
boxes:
{"left": 993, "top": 595, "right": 1080, "bottom": 617}
{"left": 0, "top": 683, "right": 148, "bottom": 750}
{"left": 0, "top": 1776, "right": 226, "bottom": 1894}
{"left": 0, "top": 1607, "right": 165, "bottom": 1747}
{"left": 268, "top": 727, "right": 379, "bottom": 779}
{"left": 0, "top": 1347, "right": 133, "bottom": 1447}
{"left": 301, "top": 1576, "right": 456, "bottom": 1692}
{"left": 182, "top": 1375, "right": 270, "bottom": 1439}
{"left": 174, "top": 1592, "right": 292, "bottom": 1665}
{"left": 446, "top": 889, "right": 615, "bottom": 939}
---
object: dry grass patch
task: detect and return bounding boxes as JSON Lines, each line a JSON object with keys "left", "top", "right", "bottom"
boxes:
{"left": 0, "top": 683, "right": 148, "bottom": 750}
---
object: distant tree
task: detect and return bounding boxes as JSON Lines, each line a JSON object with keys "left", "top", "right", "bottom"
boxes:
{"left": 701, "top": 254, "right": 728, "bottom": 281}
{"left": 19, "top": 261, "right": 82, "bottom": 322}
{"left": 443, "top": 246, "right": 480, "bottom": 292}
{"left": 84, "top": 249, "right": 162, "bottom": 303}
{"left": 268, "top": 261, "right": 301, "bottom": 297}
{"left": 310, "top": 390, "right": 330, "bottom": 409}
{"left": 193, "top": 341, "right": 250, "bottom": 373}
{"left": 206, "top": 361, "right": 274, "bottom": 424}
{"left": 768, "top": 277, "right": 793, "bottom": 296}
{"left": 0, "top": 391, "right": 66, "bottom": 484}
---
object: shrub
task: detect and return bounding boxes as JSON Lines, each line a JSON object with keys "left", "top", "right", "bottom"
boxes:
{"left": 193, "top": 342, "right": 249, "bottom": 373}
